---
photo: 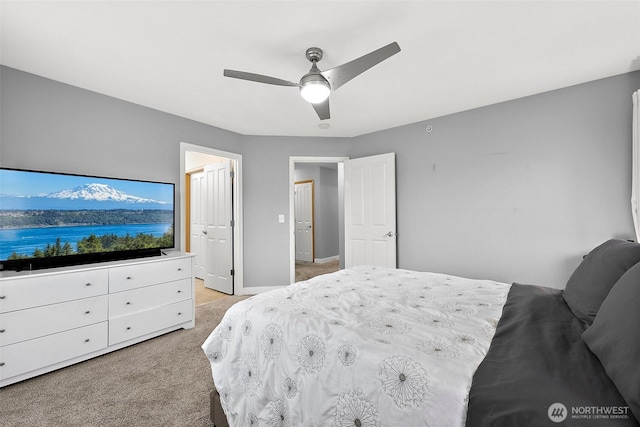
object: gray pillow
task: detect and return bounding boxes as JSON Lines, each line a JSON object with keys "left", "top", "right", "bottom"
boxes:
{"left": 562, "top": 239, "right": 640, "bottom": 325}
{"left": 582, "top": 261, "right": 640, "bottom": 421}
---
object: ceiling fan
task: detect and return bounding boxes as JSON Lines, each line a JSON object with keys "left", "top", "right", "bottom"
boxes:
{"left": 223, "top": 41, "right": 401, "bottom": 120}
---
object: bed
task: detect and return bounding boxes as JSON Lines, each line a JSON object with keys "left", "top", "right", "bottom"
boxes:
{"left": 202, "top": 239, "right": 640, "bottom": 426}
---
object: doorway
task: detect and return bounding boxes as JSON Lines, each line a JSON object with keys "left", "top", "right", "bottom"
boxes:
{"left": 294, "top": 180, "right": 314, "bottom": 263}
{"left": 180, "top": 142, "right": 244, "bottom": 295}
{"left": 289, "top": 156, "right": 348, "bottom": 284}
{"left": 290, "top": 153, "right": 397, "bottom": 283}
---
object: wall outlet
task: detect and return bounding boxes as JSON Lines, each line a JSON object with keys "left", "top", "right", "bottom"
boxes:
{"left": 278, "top": 214, "right": 285, "bottom": 223}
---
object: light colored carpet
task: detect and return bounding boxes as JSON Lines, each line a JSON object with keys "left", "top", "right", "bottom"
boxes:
{"left": 295, "top": 259, "right": 339, "bottom": 282}
{"left": 0, "top": 295, "right": 249, "bottom": 427}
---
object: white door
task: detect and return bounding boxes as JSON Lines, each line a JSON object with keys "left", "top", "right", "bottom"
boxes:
{"left": 295, "top": 181, "right": 314, "bottom": 262}
{"left": 344, "top": 152, "right": 397, "bottom": 268}
{"left": 190, "top": 172, "right": 206, "bottom": 279}
{"left": 204, "top": 161, "right": 234, "bottom": 294}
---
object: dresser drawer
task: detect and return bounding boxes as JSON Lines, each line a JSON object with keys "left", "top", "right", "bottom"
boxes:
{"left": 0, "top": 295, "right": 108, "bottom": 346}
{"left": 109, "top": 278, "right": 191, "bottom": 318}
{"left": 0, "top": 322, "right": 108, "bottom": 380}
{"left": 109, "top": 257, "right": 192, "bottom": 293}
{"left": 0, "top": 269, "right": 108, "bottom": 313}
{"left": 109, "top": 299, "right": 193, "bottom": 345}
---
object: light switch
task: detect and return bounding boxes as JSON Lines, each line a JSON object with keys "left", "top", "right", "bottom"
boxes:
{"left": 278, "top": 214, "right": 285, "bottom": 223}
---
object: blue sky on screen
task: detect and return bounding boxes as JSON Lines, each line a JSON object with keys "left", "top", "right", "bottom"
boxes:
{"left": 0, "top": 169, "right": 173, "bottom": 203}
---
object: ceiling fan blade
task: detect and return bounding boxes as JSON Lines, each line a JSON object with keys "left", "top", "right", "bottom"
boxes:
{"left": 312, "top": 98, "right": 330, "bottom": 120}
{"left": 321, "top": 42, "right": 401, "bottom": 91}
{"left": 223, "top": 69, "right": 299, "bottom": 87}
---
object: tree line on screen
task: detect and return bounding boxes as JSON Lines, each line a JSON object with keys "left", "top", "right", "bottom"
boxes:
{"left": 0, "top": 209, "right": 172, "bottom": 228}
{"left": 7, "top": 226, "right": 174, "bottom": 260}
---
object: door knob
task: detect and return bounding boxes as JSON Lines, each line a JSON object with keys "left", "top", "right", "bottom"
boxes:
{"left": 382, "top": 231, "right": 395, "bottom": 237}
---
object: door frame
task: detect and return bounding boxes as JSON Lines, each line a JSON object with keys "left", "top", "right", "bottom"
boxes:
{"left": 289, "top": 156, "right": 348, "bottom": 284}
{"left": 180, "top": 142, "right": 244, "bottom": 295}
{"left": 294, "top": 179, "right": 315, "bottom": 262}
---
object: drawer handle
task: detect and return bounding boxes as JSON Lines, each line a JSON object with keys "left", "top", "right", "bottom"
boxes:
{"left": 178, "top": 312, "right": 182, "bottom": 316}
{"left": 126, "top": 327, "right": 131, "bottom": 330}
{"left": 0, "top": 295, "right": 6, "bottom": 300}
{"left": 177, "top": 290, "right": 182, "bottom": 294}
{"left": 126, "top": 302, "right": 131, "bottom": 305}
{"left": 178, "top": 268, "right": 183, "bottom": 271}
{"left": 126, "top": 276, "right": 133, "bottom": 280}
{"left": 85, "top": 283, "right": 91, "bottom": 287}
{"left": 0, "top": 329, "right": 5, "bottom": 333}
{"left": 85, "top": 310, "right": 91, "bottom": 315}
{"left": 0, "top": 362, "right": 5, "bottom": 367}
{"left": 84, "top": 339, "right": 90, "bottom": 343}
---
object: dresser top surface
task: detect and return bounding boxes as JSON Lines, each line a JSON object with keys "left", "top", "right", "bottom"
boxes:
{"left": 0, "top": 251, "right": 194, "bottom": 280}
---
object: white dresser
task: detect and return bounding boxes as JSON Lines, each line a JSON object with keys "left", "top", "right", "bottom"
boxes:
{"left": 0, "top": 252, "right": 195, "bottom": 387}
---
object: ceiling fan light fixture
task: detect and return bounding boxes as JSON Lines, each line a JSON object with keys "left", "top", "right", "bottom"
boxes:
{"left": 300, "top": 74, "right": 331, "bottom": 104}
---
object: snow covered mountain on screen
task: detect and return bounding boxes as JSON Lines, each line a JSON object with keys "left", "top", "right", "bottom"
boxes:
{"left": 1, "top": 183, "right": 172, "bottom": 211}
{"left": 46, "top": 183, "right": 167, "bottom": 204}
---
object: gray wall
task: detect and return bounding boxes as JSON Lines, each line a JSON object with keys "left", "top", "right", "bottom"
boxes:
{"left": 0, "top": 66, "right": 243, "bottom": 251}
{"left": 241, "top": 136, "right": 348, "bottom": 287}
{"left": 294, "top": 164, "right": 340, "bottom": 260}
{"left": 2, "top": 65, "right": 639, "bottom": 289}
{"left": 352, "top": 71, "right": 640, "bottom": 287}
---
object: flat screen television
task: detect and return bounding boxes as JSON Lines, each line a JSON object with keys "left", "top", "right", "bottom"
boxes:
{"left": 0, "top": 167, "right": 175, "bottom": 271}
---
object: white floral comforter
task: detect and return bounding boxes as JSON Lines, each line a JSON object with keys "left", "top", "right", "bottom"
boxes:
{"left": 202, "top": 266, "right": 511, "bottom": 427}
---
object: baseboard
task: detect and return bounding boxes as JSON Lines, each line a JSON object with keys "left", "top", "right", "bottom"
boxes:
{"left": 314, "top": 255, "right": 339, "bottom": 264}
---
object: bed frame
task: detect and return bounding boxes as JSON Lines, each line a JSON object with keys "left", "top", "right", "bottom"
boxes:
{"left": 210, "top": 388, "right": 228, "bottom": 427}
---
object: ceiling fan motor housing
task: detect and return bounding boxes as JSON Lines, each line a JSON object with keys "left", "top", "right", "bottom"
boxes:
{"left": 305, "top": 47, "right": 323, "bottom": 63}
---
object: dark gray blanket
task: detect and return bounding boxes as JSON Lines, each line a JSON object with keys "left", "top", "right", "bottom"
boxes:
{"left": 466, "top": 283, "right": 638, "bottom": 426}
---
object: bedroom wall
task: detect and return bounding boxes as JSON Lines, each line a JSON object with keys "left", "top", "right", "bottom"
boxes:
{"left": 0, "top": 66, "right": 243, "bottom": 251}
{"left": 0, "top": 66, "right": 351, "bottom": 290}
{"left": 241, "top": 136, "right": 348, "bottom": 288}
{"left": 3, "top": 65, "right": 639, "bottom": 290}
{"left": 350, "top": 70, "right": 640, "bottom": 288}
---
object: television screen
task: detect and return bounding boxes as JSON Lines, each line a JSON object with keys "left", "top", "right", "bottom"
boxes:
{"left": 0, "top": 168, "right": 175, "bottom": 271}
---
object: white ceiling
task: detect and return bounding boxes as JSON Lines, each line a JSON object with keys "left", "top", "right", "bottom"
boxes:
{"left": 1, "top": 1, "right": 639, "bottom": 138}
